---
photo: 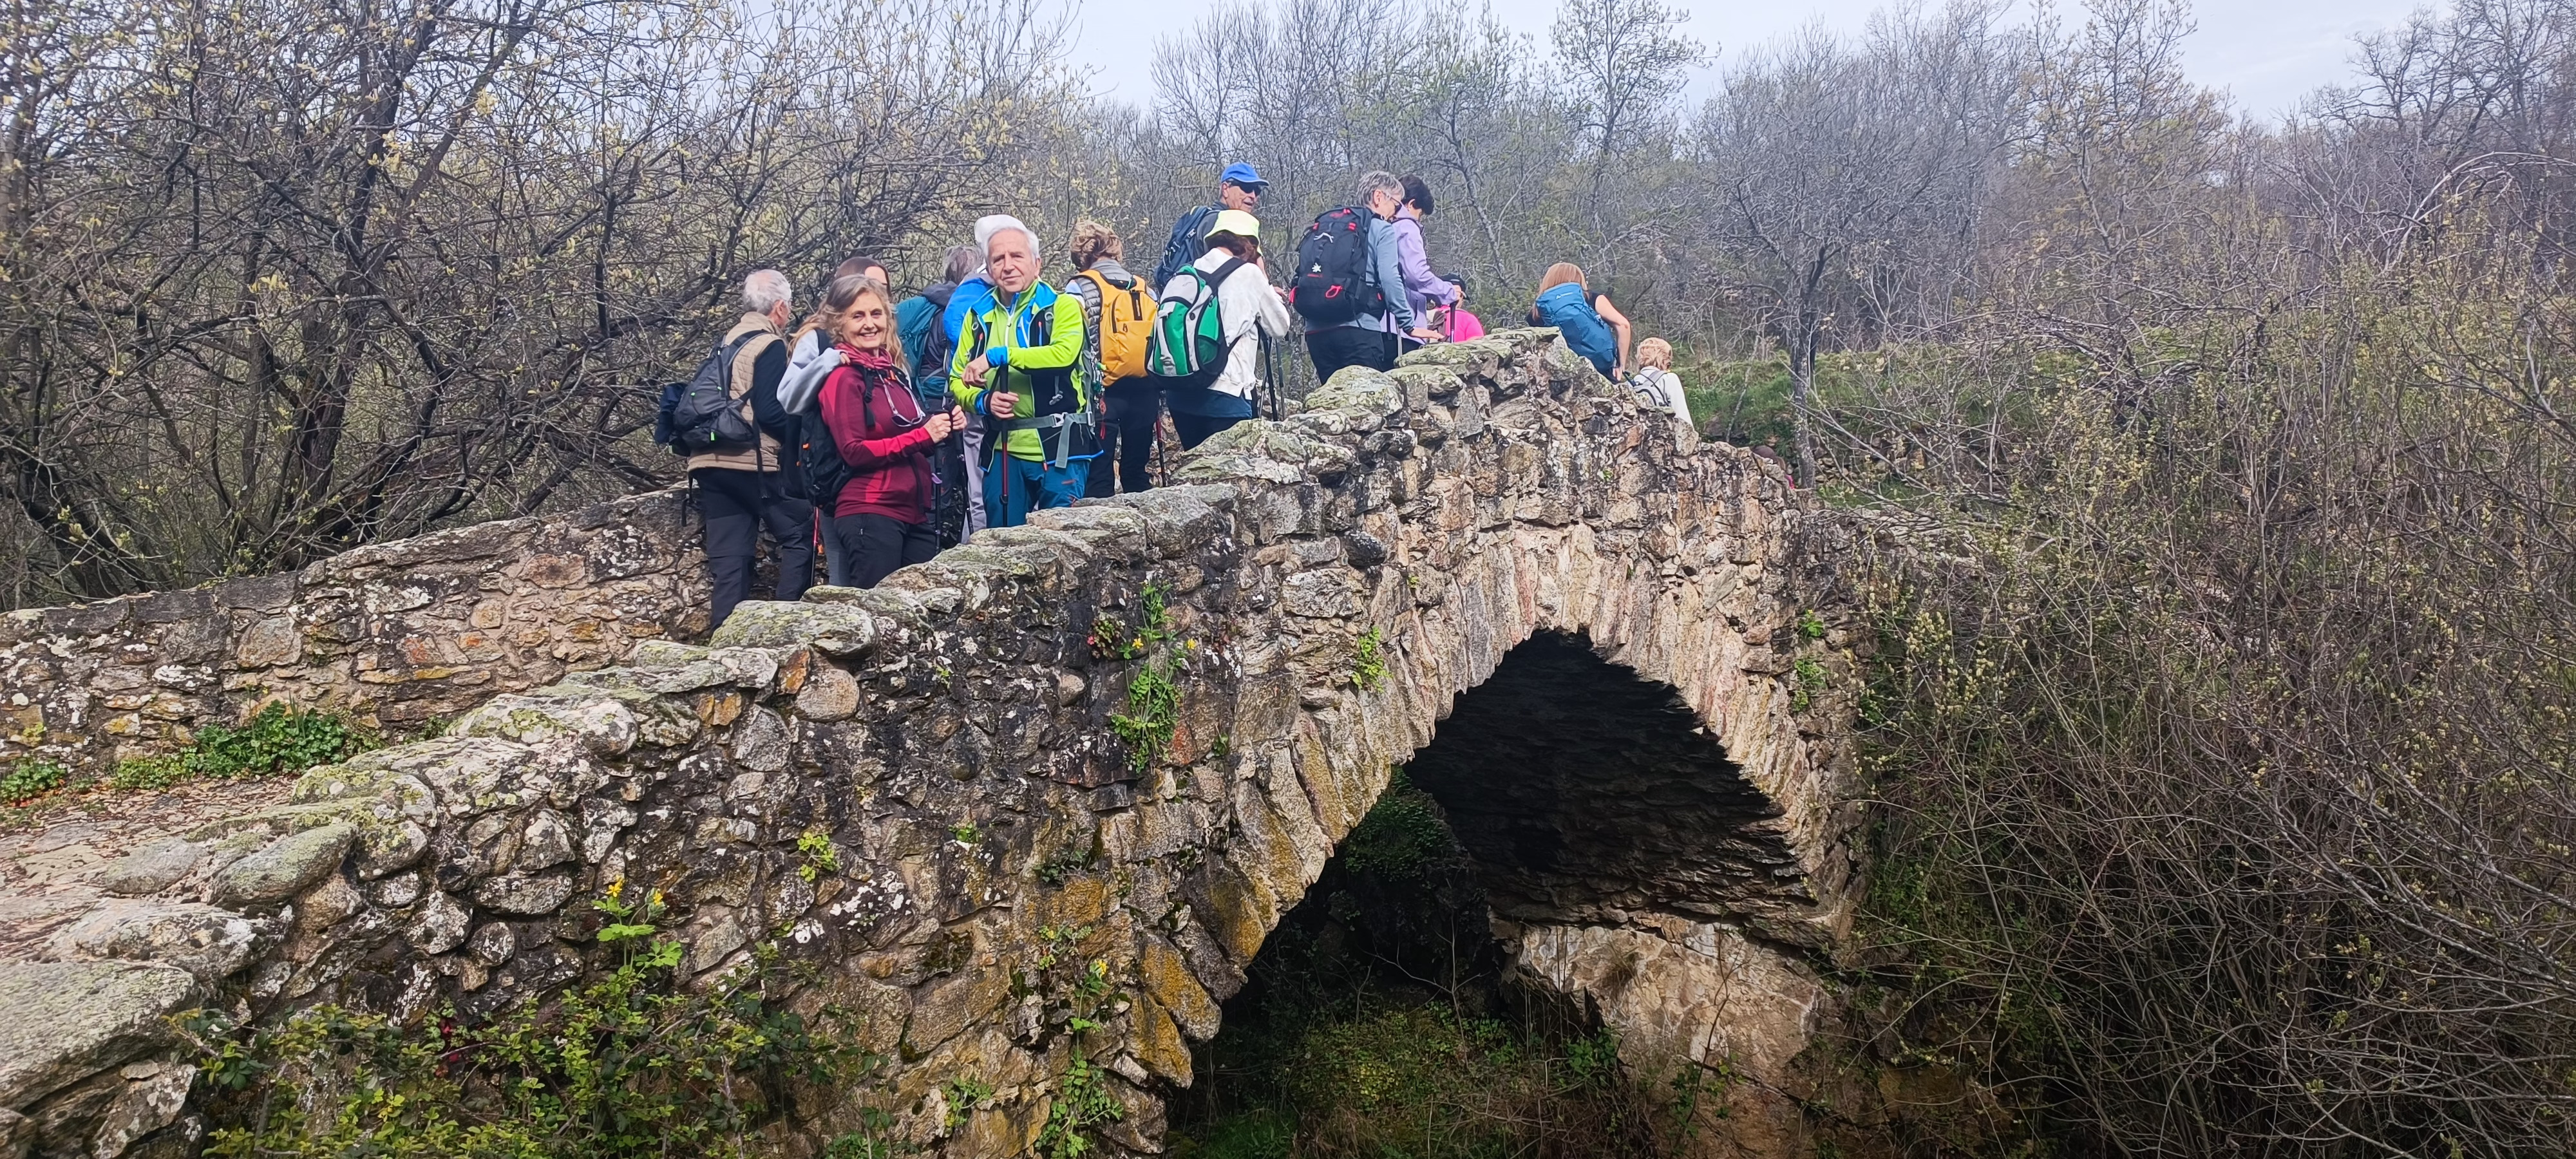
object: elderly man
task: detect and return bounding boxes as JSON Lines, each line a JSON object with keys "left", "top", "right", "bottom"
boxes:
{"left": 950, "top": 216, "right": 1094, "bottom": 528}
{"left": 690, "top": 269, "right": 811, "bottom": 627}
{"left": 1152, "top": 162, "right": 1266, "bottom": 293}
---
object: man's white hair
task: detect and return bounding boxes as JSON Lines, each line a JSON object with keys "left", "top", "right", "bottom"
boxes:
{"left": 1356, "top": 170, "right": 1403, "bottom": 205}
{"left": 975, "top": 214, "right": 1040, "bottom": 266}
{"left": 741, "top": 269, "right": 792, "bottom": 314}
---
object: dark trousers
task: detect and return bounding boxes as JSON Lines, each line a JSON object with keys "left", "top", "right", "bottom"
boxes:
{"left": 1173, "top": 410, "right": 1247, "bottom": 450}
{"left": 1306, "top": 326, "right": 1397, "bottom": 385}
{"left": 828, "top": 513, "right": 939, "bottom": 589}
{"left": 1098, "top": 385, "right": 1161, "bottom": 493}
{"left": 692, "top": 467, "right": 813, "bottom": 629}
{"left": 930, "top": 437, "right": 971, "bottom": 547}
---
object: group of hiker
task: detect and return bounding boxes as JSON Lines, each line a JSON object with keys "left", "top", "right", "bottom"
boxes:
{"left": 656, "top": 165, "right": 1700, "bottom": 627}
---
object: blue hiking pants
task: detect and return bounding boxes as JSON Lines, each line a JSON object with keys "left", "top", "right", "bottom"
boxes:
{"left": 985, "top": 455, "right": 1084, "bottom": 529}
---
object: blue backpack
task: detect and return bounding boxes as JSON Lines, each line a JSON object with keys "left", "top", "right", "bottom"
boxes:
{"left": 1535, "top": 281, "right": 1616, "bottom": 375}
{"left": 896, "top": 286, "right": 954, "bottom": 408}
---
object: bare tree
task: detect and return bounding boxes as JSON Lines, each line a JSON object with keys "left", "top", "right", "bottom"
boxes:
{"left": 1548, "top": 0, "right": 1706, "bottom": 292}
{"left": 0, "top": 0, "right": 1063, "bottom": 605}
{"left": 1692, "top": 3, "right": 2015, "bottom": 484}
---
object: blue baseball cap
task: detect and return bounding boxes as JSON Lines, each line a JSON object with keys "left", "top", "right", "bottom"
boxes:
{"left": 1220, "top": 162, "right": 1267, "bottom": 191}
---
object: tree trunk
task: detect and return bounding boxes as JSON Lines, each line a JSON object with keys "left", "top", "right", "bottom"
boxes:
{"left": 1789, "top": 326, "right": 1819, "bottom": 487}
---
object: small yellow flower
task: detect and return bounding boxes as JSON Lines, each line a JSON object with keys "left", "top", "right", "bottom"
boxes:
{"left": 605, "top": 878, "right": 624, "bottom": 900}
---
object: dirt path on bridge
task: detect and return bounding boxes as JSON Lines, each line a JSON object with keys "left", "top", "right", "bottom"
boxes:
{"left": 0, "top": 778, "right": 297, "bottom": 961}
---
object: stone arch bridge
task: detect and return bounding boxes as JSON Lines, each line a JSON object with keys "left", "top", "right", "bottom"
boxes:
{"left": 0, "top": 330, "right": 1864, "bottom": 1158}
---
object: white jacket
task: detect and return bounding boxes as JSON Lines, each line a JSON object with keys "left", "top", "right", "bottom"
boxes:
{"left": 776, "top": 328, "right": 843, "bottom": 416}
{"left": 1167, "top": 249, "right": 1293, "bottom": 400}
{"left": 1628, "top": 366, "right": 1694, "bottom": 447}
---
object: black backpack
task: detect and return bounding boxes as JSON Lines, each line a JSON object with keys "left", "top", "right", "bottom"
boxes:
{"left": 1290, "top": 207, "right": 1383, "bottom": 327}
{"left": 799, "top": 369, "right": 866, "bottom": 512}
{"left": 655, "top": 332, "right": 772, "bottom": 453}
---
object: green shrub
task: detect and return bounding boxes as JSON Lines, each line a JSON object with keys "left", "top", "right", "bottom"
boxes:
{"left": 0, "top": 759, "right": 67, "bottom": 804}
{"left": 1338, "top": 773, "right": 1450, "bottom": 881}
{"left": 189, "top": 887, "right": 898, "bottom": 1159}
{"left": 187, "top": 702, "right": 362, "bottom": 778}
{"left": 108, "top": 755, "right": 189, "bottom": 791}
{"left": 1172, "top": 1003, "right": 1660, "bottom": 1159}
{"left": 104, "top": 703, "right": 368, "bottom": 795}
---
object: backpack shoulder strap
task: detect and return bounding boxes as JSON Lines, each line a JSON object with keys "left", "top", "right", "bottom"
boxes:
{"left": 1204, "top": 257, "right": 1249, "bottom": 294}
{"left": 728, "top": 330, "right": 784, "bottom": 400}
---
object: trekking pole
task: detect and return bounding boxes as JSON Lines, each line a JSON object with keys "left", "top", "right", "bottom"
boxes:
{"left": 1260, "top": 334, "right": 1280, "bottom": 420}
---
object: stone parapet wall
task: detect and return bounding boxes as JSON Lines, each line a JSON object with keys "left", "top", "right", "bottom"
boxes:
{"left": 0, "top": 330, "right": 1865, "bottom": 1158}
{"left": 1, "top": 491, "right": 708, "bottom": 780}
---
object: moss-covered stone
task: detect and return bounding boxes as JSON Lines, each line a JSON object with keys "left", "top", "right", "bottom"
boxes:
{"left": 207, "top": 822, "right": 355, "bottom": 907}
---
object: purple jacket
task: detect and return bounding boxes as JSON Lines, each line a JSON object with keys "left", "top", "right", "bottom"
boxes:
{"left": 1390, "top": 209, "right": 1459, "bottom": 321}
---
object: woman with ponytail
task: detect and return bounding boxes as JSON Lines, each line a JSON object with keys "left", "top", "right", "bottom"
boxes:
{"left": 816, "top": 275, "right": 967, "bottom": 588}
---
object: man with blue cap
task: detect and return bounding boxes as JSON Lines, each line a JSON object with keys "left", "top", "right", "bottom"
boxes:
{"left": 1152, "top": 162, "right": 1267, "bottom": 293}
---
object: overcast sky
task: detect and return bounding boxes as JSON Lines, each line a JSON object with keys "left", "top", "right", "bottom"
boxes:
{"left": 1062, "top": 0, "right": 2429, "bottom": 120}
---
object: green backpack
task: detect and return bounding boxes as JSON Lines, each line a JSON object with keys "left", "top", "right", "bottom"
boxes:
{"left": 1144, "top": 256, "right": 1248, "bottom": 390}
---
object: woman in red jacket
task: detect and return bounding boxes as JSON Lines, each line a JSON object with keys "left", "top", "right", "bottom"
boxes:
{"left": 818, "top": 276, "right": 967, "bottom": 588}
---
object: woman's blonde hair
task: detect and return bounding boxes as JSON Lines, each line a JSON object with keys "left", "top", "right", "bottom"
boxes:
{"left": 1537, "top": 262, "right": 1586, "bottom": 295}
{"left": 797, "top": 273, "right": 907, "bottom": 368}
{"left": 1069, "top": 220, "right": 1123, "bottom": 270}
{"left": 1636, "top": 337, "right": 1673, "bottom": 370}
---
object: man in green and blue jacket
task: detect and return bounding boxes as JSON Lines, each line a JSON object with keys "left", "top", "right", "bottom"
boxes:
{"left": 951, "top": 216, "right": 1094, "bottom": 527}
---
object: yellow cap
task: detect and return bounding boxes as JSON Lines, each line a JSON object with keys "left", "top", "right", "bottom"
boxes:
{"left": 1206, "top": 209, "right": 1261, "bottom": 240}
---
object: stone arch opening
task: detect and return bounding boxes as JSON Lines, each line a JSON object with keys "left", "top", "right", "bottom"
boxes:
{"left": 1404, "top": 630, "right": 1794, "bottom": 932}
{"left": 1168, "top": 630, "right": 1805, "bottom": 1153}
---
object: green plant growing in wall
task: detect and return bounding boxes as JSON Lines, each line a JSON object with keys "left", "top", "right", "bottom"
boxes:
{"left": 1027, "top": 936, "right": 1126, "bottom": 1159}
{"left": 1110, "top": 657, "right": 1180, "bottom": 772}
{"left": 797, "top": 828, "right": 842, "bottom": 883}
{"left": 1796, "top": 609, "right": 1828, "bottom": 640}
{"left": 822, "top": 1107, "right": 910, "bottom": 1159}
{"left": 1090, "top": 581, "right": 1173, "bottom": 661}
{"left": 1351, "top": 628, "right": 1388, "bottom": 690}
{"left": 1036, "top": 843, "right": 1097, "bottom": 886}
{"left": 943, "top": 1075, "right": 997, "bottom": 1131}
{"left": 1032, "top": 924, "right": 1094, "bottom": 971}
{"left": 1791, "top": 656, "right": 1830, "bottom": 713}
{"left": 1035, "top": 1054, "right": 1124, "bottom": 1159}
{"left": 592, "top": 880, "right": 682, "bottom": 970}
{"left": 951, "top": 822, "right": 982, "bottom": 846}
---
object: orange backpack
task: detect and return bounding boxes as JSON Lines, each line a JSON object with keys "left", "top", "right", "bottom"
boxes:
{"left": 1077, "top": 269, "right": 1153, "bottom": 383}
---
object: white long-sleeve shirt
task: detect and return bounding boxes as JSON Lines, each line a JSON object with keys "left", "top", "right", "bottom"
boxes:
{"left": 1169, "top": 248, "right": 1293, "bottom": 401}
